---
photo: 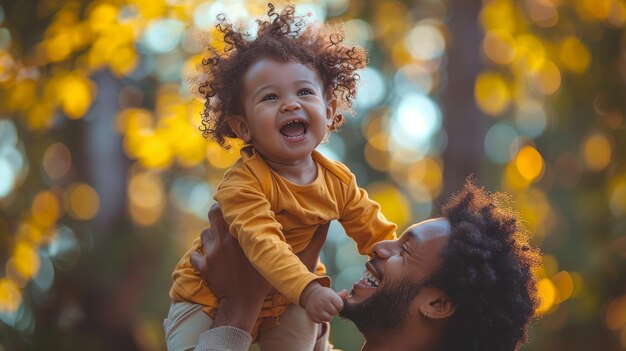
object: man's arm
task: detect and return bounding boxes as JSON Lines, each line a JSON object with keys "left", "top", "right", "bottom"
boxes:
{"left": 190, "top": 204, "right": 332, "bottom": 350}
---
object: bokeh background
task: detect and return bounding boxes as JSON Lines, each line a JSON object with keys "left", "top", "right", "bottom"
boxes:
{"left": 0, "top": 0, "right": 625, "bottom": 349}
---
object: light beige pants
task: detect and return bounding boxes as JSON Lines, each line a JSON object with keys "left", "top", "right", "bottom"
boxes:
{"left": 164, "top": 301, "right": 331, "bottom": 351}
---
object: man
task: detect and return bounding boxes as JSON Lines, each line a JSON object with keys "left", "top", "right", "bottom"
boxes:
{"left": 190, "top": 182, "right": 541, "bottom": 351}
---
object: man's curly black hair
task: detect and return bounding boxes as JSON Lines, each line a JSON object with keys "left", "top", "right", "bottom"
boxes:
{"left": 437, "top": 181, "right": 541, "bottom": 351}
{"left": 196, "top": 3, "right": 367, "bottom": 148}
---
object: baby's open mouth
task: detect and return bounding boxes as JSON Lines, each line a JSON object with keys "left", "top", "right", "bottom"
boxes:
{"left": 280, "top": 119, "right": 308, "bottom": 139}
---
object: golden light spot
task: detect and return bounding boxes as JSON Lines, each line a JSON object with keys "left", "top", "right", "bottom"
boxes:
{"left": 68, "top": 183, "right": 100, "bottom": 220}
{"left": 582, "top": 133, "right": 612, "bottom": 171}
{"left": 129, "top": 172, "right": 164, "bottom": 209}
{"left": 137, "top": 132, "right": 174, "bottom": 169}
{"left": 527, "top": 0, "right": 559, "bottom": 27}
{"left": 88, "top": 3, "right": 118, "bottom": 33}
{"left": 16, "top": 221, "right": 44, "bottom": 247}
{"left": 109, "top": 45, "right": 139, "bottom": 77}
{"left": 606, "top": 0, "right": 626, "bottom": 27}
{"left": 0, "top": 51, "right": 16, "bottom": 84}
{"left": 531, "top": 59, "right": 561, "bottom": 95}
{"left": 32, "top": 191, "right": 61, "bottom": 228}
{"left": 374, "top": 1, "right": 409, "bottom": 44}
{"left": 59, "top": 75, "right": 95, "bottom": 119}
{"left": 559, "top": 37, "right": 591, "bottom": 74}
{"left": 364, "top": 143, "right": 390, "bottom": 171}
{"left": 406, "top": 158, "right": 443, "bottom": 199}
{"left": 552, "top": 271, "right": 574, "bottom": 304}
{"left": 515, "top": 188, "right": 552, "bottom": 237}
{"left": 483, "top": 30, "right": 517, "bottom": 65}
{"left": 514, "top": 146, "right": 544, "bottom": 182}
{"left": 475, "top": 72, "right": 511, "bottom": 116}
{"left": 43, "top": 143, "right": 72, "bottom": 180}
{"left": 367, "top": 133, "right": 389, "bottom": 151}
{"left": 479, "top": 0, "right": 516, "bottom": 33}
{"left": 606, "top": 295, "right": 626, "bottom": 330}
{"left": 128, "top": 172, "right": 165, "bottom": 227}
{"left": 176, "top": 132, "right": 207, "bottom": 168}
{"left": 503, "top": 162, "right": 532, "bottom": 189}
{"left": 10, "top": 241, "right": 40, "bottom": 281}
{"left": 362, "top": 111, "right": 387, "bottom": 140}
{"left": 392, "top": 40, "right": 413, "bottom": 68}
{"left": 576, "top": 0, "right": 609, "bottom": 21}
{"left": 609, "top": 179, "right": 626, "bottom": 216}
{"left": 45, "top": 33, "right": 73, "bottom": 62}
{"left": 0, "top": 278, "right": 21, "bottom": 313}
{"left": 134, "top": 0, "right": 167, "bottom": 20}
{"left": 115, "top": 109, "right": 153, "bottom": 135}
{"left": 6, "top": 80, "right": 37, "bottom": 112}
{"left": 133, "top": 318, "right": 163, "bottom": 351}
{"left": 27, "top": 102, "right": 55, "bottom": 130}
{"left": 206, "top": 141, "right": 242, "bottom": 169}
{"left": 513, "top": 35, "right": 546, "bottom": 72}
{"left": 536, "top": 277, "right": 557, "bottom": 315}
{"left": 368, "top": 182, "right": 410, "bottom": 228}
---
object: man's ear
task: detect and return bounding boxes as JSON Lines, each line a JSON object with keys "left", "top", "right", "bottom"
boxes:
{"left": 325, "top": 98, "right": 338, "bottom": 128}
{"left": 418, "top": 287, "right": 456, "bottom": 320}
{"left": 227, "top": 116, "right": 252, "bottom": 143}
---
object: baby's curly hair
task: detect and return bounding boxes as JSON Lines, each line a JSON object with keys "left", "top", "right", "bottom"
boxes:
{"left": 197, "top": 3, "right": 367, "bottom": 147}
{"left": 437, "top": 181, "right": 541, "bottom": 351}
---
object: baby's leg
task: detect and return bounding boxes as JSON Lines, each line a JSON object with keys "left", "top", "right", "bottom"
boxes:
{"left": 164, "top": 301, "right": 214, "bottom": 351}
{"left": 257, "top": 304, "right": 317, "bottom": 351}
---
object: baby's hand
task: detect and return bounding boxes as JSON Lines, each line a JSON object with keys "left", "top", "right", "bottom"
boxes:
{"left": 300, "top": 282, "right": 344, "bottom": 323}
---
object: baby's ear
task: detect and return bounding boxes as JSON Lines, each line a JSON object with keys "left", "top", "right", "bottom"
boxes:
{"left": 227, "top": 116, "right": 252, "bottom": 143}
{"left": 325, "top": 98, "right": 338, "bottom": 128}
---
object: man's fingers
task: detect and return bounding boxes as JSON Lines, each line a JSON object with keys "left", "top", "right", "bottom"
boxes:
{"left": 199, "top": 227, "right": 212, "bottom": 245}
{"left": 208, "top": 203, "right": 228, "bottom": 234}
{"left": 190, "top": 251, "right": 204, "bottom": 272}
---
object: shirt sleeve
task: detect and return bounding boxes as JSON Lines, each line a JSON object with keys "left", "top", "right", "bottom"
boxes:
{"left": 215, "top": 166, "right": 326, "bottom": 305}
{"left": 194, "top": 326, "right": 252, "bottom": 351}
{"left": 339, "top": 172, "right": 397, "bottom": 255}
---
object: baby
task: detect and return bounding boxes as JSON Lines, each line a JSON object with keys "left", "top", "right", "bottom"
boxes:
{"left": 166, "top": 4, "right": 397, "bottom": 350}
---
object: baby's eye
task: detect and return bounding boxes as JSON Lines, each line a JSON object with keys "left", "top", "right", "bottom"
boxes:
{"left": 261, "top": 94, "right": 278, "bottom": 102}
{"left": 297, "top": 88, "right": 314, "bottom": 96}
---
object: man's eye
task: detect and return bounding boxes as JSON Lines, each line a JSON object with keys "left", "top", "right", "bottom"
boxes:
{"left": 262, "top": 94, "right": 278, "bottom": 101}
{"left": 400, "top": 246, "right": 410, "bottom": 257}
{"left": 298, "top": 88, "right": 314, "bottom": 96}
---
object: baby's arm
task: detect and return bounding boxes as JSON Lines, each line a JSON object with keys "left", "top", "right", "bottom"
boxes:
{"left": 339, "top": 168, "right": 397, "bottom": 253}
{"left": 215, "top": 168, "right": 331, "bottom": 308}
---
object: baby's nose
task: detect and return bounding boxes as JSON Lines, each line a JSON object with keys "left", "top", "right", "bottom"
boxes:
{"left": 280, "top": 100, "right": 301, "bottom": 112}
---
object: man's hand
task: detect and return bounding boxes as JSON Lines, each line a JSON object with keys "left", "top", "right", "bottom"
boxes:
{"left": 190, "top": 203, "right": 332, "bottom": 331}
{"left": 190, "top": 204, "right": 270, "bottom": 331}
{"left": 300, "top": 282, "right": 344, "bottom": 323}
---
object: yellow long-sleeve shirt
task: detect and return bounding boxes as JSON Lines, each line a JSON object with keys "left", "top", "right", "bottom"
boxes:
{"left": 170, "top": 146, "right": 397, "bottom": 315}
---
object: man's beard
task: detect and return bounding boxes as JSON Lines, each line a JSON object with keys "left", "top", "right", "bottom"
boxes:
{"left": 339, "top": 279, "right": 425, "bottom": 334}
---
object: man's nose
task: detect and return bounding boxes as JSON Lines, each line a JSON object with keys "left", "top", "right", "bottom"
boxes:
{"left": 280, "top": 99, "right": 301, "bottom": 112}
{"left": 371, "top": 240, "right": 395, "bottom": 259}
